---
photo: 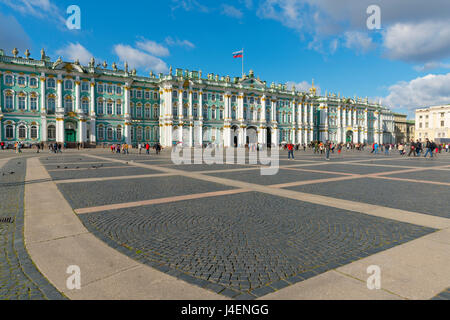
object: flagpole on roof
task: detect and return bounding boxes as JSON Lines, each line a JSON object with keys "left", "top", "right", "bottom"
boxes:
{"left": 242, "top": 48, "right": 244, "bottom": 78}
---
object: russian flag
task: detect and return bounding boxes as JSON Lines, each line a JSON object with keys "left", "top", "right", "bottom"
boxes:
{"left": 233, "top": 50, "right": 243, "bottom": 59}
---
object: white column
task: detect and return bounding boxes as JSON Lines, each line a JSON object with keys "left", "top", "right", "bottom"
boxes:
{"left": 291, "top": 100, "right": 297, "bottom": 144}
{"left": 337, "top": 106, "right": 342, "bottom": 143}
{"left": 57, "top": 77, "right": 63, "bottom": 111}
{"left": 75, "top": 77, "right": 81, "bottom": 113}
{"left": 197, "top": 90, "right": 203, "bottom": 147}
{"left": 124, "top": 85, "right": 131, "bottom": 145}
{"left": 40, "top": 74, "right": 47, "bottom": 142}
{"left": 364, "top": 108, "right": 368, "bottom": 143}
{"left": 224, "top": 93, "right": 232, "bottom": 148}
{"left": 188, "top": 90, "right": 193, "bottom": 147}
{"left": 159, "top": 89, "right": 164, "bottom": 146}
{"left": 89, "top": 81, "right": 96, "bottom": 144}
{"left": 374, "top": 111, "right": 379, "bottom": 144}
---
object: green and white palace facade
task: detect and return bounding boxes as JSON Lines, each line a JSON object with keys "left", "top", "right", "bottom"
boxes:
{"left": 0, "top": 48, "right": 396, "bottom": 148}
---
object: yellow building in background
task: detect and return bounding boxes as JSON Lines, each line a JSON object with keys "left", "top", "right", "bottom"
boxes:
{"left": 415, "top": 105, "right": 450, "bottom": 142}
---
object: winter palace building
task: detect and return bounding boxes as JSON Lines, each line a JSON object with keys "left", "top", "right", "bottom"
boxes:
{"left": 0, "top": 48, "right": 397, "bottom": 148}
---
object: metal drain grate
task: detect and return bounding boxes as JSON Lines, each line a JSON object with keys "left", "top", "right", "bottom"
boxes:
{"left": 0, "top": 217, "right": 14, "bottom": 224}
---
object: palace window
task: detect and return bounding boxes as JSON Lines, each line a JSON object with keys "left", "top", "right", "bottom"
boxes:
{"left": 136, "top": 90, "right": 142, "bottom": 99}
{"left": 172, "top": 90, "right": 178, "bottom": 99}
{"left": 64, "top": 80, "right": 73, "bottom": 90}
{"left": 211, "top": 94, "right": 216, "bottom": 102}
{"left": 107, "top": 102, "right": 113, "bottom": 115}
{"left": 183, "top": 91, "right": 188, "bottom": 99}
{"left": 145, "top": 91, "right": 150, "bottom": 100}
{"left": 249, "top": 109, "right": 253, "bottom": 121}
{"left": 107, "top": 85, "right": 113, "bottom": 94}
{"left": 153, "top": 127, "right": 159, "bottom": 139}
{"left": 82, "top": 100, "right": 89, "bottom": 114}
{"left": 48, "top": 97, "right": 56, "bottom": 114}
{"left": 5, "top": 94, "right": 13, "bottom": 110}
{"left": 117, "top": 127, "right": 122, "bottom": 141}
{"left": 266, "top": 110, "right": 270, "bottom": 121}
{"left": 212, "top": 108, "right": 216, "bottom": 120}
{"left": 203, "top": 108, "right": 208, "bottom": 119}
{"left": 232, "top": 108, "right": 236, "bottom": 120}
{"left": 145, "top": 106, "right": 151, "bottom": 119}
{"left": 30, "top": 78, "right": 38, "bottom": 87}
{"left": 65, "top": 97, "right": 73, "bottom": 112}
{"left": 5, "top": 75, "right": 13, "bottom": 85}
{"left": 219, "top": 95, "right": 223, "bottom": 102}
{"left": 107, "top": 127, "right": 113, "bottom": 141}
{"left": 183, "top": 107, "right": 188, "bottom": 118}
{"left": 98, "top": 84, "right": 104, "bottom": 94}
{"left": 18, "top": 125, "right": 26, "bottom": 139}
{"left": 116, "top": 86, "right": 122, "bottom": 95}
{"left": 47, "top": 78, "right": 56, "bottom": 89}
{"left": 136, "top": 105, "right": 142, "bottom": 118}
{"left": 231, "top": 96, "right": 236, "bottom": 103}
{"left": 116, "top": 102, "right": 122, "bottom": 115}
{"left": 153, "top": 107, "right": 158, "bottom": 119}
{"left": 31, "top": 126, "right": 38, "bottom": 139}
{"left": 145, "top": 127, "right": 151, "bottom": 141}
{"left": 219, "top": 109, "right": 224, "bottom": 120}
{"left": 131, "top": 127, "right": 135, "bottom": 141}
{"left": 97, "top": 100, "right": 104, "bottom": 114}
{"left": 250, "top": 97, "right": 254, "bottom": 104}
{"left": 5, "top": 125, "right": 14, "bottom": 139}
{"left": 202, "top": 94, "right": 207, "bottom": 101}
{"left": 193, "top": 92, "right": 198, "bottom": 100}
{"left": 243, "top": 108, "right": 247, "bottom": 120}
{"left": 98, "top": 126, "right": 105, "bottom": 140}
{"left": 136, "top": 127, "right": 143, "bottom": 141}
{"left": 244, "top": 97, "right": 247, "bottom": 104}
{"left": 130, "top": 89, "right": 135, "bottom": 98}
{"left": 193, "top": 107, "right": 198, "bottom": 118}
{"left": 18, "top": 76, "right": 26, "bottom": 86}
{"left": 30, "top": 96, "right": 38, "bottom": 111}
{"left": 173, "top": 105, "right": 178, "bottom": 117}
{"left": 153, "top": 92, "right": 158, "bottom": 100}
{"left": 48, "top": 125, "right": 56, "bottom": 140}
{"left": 18, "top": 96, "right": 26, "bottom": 110}
{"left": 81, "top": 81, "right": 89, "bottom": 91}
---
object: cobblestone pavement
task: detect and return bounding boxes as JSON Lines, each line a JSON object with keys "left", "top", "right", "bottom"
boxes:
{"left": 78, "top": 192, "right": 435, "bottom": 299}
{"left": 0, "top": 159, "right": 64, "bottom": 300}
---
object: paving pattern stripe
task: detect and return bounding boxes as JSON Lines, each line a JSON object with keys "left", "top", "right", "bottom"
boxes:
{"left": 369, "top": 175, "right": 450, "bottom": 187}
{"left": 54, "top": 173, "right": 177, "bottom": 184}
{"left": 48, "top": 166, "right": 132, "bottom": 172}
{"left": 84, "top": 154, "right": 450, "bottom": 230}
{"left": 75, "top": 188, "right": 250, "bottom": 214}
{"left": 283, "top": 166, "right": 359, "bottom": 176}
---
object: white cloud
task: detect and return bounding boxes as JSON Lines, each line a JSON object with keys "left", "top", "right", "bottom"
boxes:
{"left": 165, "top": 37, "right": 195, "bottom": 49}
{"left": 113, "top": 44, "right": 168, "bottom": 74}
{"left": 56, "top": 42, "right": 94, "bottom": 65}
{"left": 136, "top": 39, "right": 170, "bottom": 57}
{"left": 0, "top": 12, "right": 31, "bottom": 53}
{"left": 414, "top": 61, "right": 450, "bottom": 72}
{"left": 171, "top": 0, "right": 210, "bottom": 13}
{"left": 382, "top": 73, "right": 450, "bottom": 112}
{"left": 383, "top": 20, "right": 450, "bottom": 63}
{"left": 343, "top": 31, "right": 375, "bottom": 53}
{"left": 222, "top": 4, "right": 243, "bottom": 19}
{"left": 0, "top": 0, "right": 65, "bottom": 23}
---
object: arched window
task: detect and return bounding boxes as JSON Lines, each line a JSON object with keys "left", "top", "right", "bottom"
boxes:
{"left": 172, "top": 105, "right": 178, "bottom": 117}
{"left": 117, "top": 126, "right": 122, "bottom": 141}
{"left": 30, "top": 95, "right": 38, "bottom": 111}
{"left": 18, "top": 125, "right": 26, "bottom": 139}
{"left": 202, "top": 107, "right": 208, "bottom": 119}
{"left": 48, "top": 97, "right": 56, "bottom": 114}
{"left": 64, "top": 79, "right": 73, "bottom": 90}
{"left": 153, "top": 127, "right": 159, "bottom": 140}
{"left": 18, "top": 76, "right": 26, "bottom": 86}
{"left": 18, "top": 95, "right": 26, "bottom": 110}
{"left": 136, "top": 127, "right": 143, "bottom": 141}
{"left": 153, "top": 106, "right": 158, "bottom": 119}
{"left": 193, "top": 107, "right": 198, "bottom": 118}
{"left": 5, "top": 75, "right": 13, "bottom": 85}
{"left": 183, "top": 106, "right": 188, "bottom": 118}
{"left": 48, "top": 125, "right": 56, "bottom": 140}
{"left": 145, "top": 127, "right": 151, "bottom": 141}
{"left": 30, "top": 78, "right": 38, "bottom": 87}
{"left": 82, "top": 99, "right": 89, "bottom": 114}
{"left": 47, "top": 78, "right": 56, "bottom": 89}
{"left": 65, "top": 97, "right": 73, "bottom": 112}
{"left": 98, "top": 125, "right": 105, "bottom": 140}
{"left": 145, "top": 105, "right": 151, "bottom": 119}
{"left": 5, "top": 125, "right": 14, "bottom": 139}
{"left": 5, "top": 93, "right": 13, "bottom": 110}
{"left": 107, "top": 102, "right": 113, "bottom": 115}
{"left": 107, "top": 127, "right": 113, "bottom": 140}
{"left": 136, "top": 104, "right": 142, "bottom": 118}
{"left": 31, "top": 126, "right": 38, "bottom": 139}
{"left": 116, "top": 101, "right": 122, "bottom": 115}
{"left": 97, "top": 100, "right": 104, "bottom": 114}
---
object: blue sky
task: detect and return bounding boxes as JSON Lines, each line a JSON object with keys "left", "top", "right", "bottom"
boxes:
{"left": 1, "top": 0, "right": 450, "bottom": 118}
